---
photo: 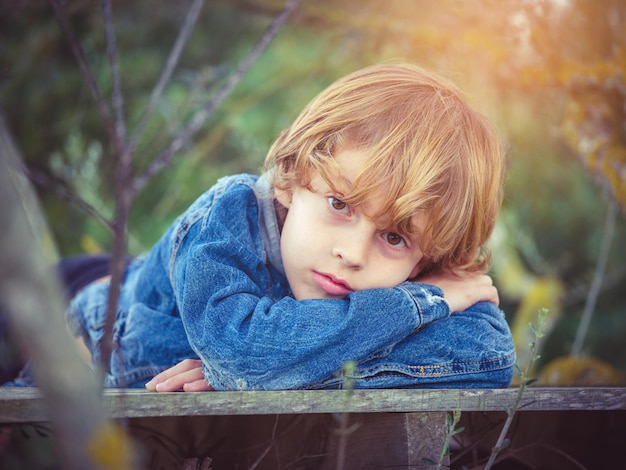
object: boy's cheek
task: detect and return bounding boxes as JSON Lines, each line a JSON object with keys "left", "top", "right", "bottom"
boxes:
{"left": 408, "top": 263, "right": 421, "bottom": 279}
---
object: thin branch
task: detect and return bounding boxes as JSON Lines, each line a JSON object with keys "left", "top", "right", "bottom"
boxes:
{"left": 535, "top": 442, "right": 589, "bottom": 470}
{"left": 473, "top": 440, "right": 590, "bottom": 470}
{"left": 48, "top": 0, "right": 116, "bottom": 146}
{"left": 100, "top": 0, "right": 135, "bottom": 379}
{"left": 130, "top": 0, "right": 206, "bottom": 149}
{"left": 26, "top": 167, "right": 114, "bottom": 234}
{"left": 103, "top": 0, "right": 129, "bottom": 150}
{"left": 570, "top": 199, "right": 618, "bottom": 356}
{"left": 563, "top": 266, "right": 625, "bottom": 307}
{"left": 248, "top": 415, "right": 281, "bottom": 470}
{"left": 132, "top": 0, "right": 302, "bottom": 195}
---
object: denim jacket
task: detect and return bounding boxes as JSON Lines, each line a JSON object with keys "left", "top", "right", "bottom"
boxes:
{"left": 67, "top": 174, "right": 515, "bottom": 390}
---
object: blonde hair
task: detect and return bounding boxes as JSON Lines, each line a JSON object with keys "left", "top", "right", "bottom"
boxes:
{"left": 264, "top": 63, "right": 504, "bottom": 274}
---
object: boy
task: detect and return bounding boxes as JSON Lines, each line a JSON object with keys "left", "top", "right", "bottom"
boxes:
{"left": 66, "top": 63, "right": 515, "bottom": 391}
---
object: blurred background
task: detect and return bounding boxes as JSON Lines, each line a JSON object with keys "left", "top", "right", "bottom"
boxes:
{"left": 1, "top": 0, "right": 625, "bottom": 384}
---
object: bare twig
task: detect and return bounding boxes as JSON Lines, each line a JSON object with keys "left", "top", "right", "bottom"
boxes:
{"left": 132, "top": 0, "right": 302, "bottom": 195}
{"left": 470, "top": 440, "right": 589, "bottom": 470}
{"left": 570, "top": 199, "right": 618, "bottom": 356}
{"left": 103, "top": 0, "right": 129, "bottom": 149}
{"left": 100, "top": 0, "right": 135, "bottom": 379}
{"left": 563, "top": 266, "right": 625, "bottom": 306}
{"left": 248, "top": 415, "right": 281, "bottom": 470}
{"left": 535, "top": 442, "right": 589, "bottom": 470}
{"left": 48, "top": 0, "right": 117, "bottom": 147}
{"left": 130, "top": 0, "right": 206, "bottom": 149}
{"left": 26, "top": 167, "right": 115, "bottom": 234}
{"left": 247, "top": 415, "right": 313, "bottom": 470}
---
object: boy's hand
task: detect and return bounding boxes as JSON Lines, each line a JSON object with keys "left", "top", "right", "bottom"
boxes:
{"left": 145, "top": 358, "right": 214, "bottom": 392}
{"left": 416, "top": 271, "right": 499, "bottom": 313}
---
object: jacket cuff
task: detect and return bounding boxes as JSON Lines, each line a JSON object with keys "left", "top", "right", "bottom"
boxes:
{"left": 397, "top": 282, "right": 452, "bottom": 327}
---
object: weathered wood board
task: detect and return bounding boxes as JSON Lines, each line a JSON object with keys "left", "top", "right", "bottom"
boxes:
{"left": 1, "top": 386, "right": 625, "bottom": 423}
{"left": 1, "top": 387, "right": 624, "bottom": 469}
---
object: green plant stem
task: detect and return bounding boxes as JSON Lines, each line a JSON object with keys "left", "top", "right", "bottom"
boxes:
{"left": 335, "top": 361, "right": 356, "bottom": 470}
{"left": 437, "top": 409, "right": 462, "bottom": 470}
{"left": 484, "top": 308, "right": 547, "bottom": 470}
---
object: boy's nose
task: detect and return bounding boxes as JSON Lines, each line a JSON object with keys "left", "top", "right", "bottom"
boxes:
{"left": 332, "top": 227, "right": 372, "bottom": 269}
{"left": 332, "top": 244, "right": 365, "bottom": 268}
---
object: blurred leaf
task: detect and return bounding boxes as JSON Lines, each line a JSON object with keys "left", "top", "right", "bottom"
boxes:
{"left": 539, "top": 355, "right": 626, "bottom": 386}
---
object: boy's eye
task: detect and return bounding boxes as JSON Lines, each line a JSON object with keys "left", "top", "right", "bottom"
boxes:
{"left": 383, "top": 232, "right": 406, "bottom": 247}
{"left": 328, "top": 196, "right": 350, "bottom": 214}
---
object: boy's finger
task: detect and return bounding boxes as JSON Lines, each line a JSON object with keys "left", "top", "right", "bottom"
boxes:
{"left": 154, "top": 367, "right": 204, "bottom": 392}
{"left": 145, "top": 358, "right": 202, "bottom": 391}
{"left": 183, "top": 379, "right": 214, "bottom": 392}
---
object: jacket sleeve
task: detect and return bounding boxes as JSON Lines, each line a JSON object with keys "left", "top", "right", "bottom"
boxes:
{"left": 351, "top": 301, "right": 516, "bottom": 389}
{"left": 170, "top": 184, "right": 451, "bottom": 390}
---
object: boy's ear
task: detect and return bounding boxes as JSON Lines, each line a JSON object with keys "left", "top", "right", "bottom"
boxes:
{"left": 275, "top": 187, "right": 292, "bottom": 208}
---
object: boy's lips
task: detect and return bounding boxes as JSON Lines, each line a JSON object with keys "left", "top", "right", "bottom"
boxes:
{"left": 312, "top": 271, "right": 353, "bottom": 296}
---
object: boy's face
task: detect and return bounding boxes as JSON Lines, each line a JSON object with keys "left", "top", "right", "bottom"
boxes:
{"left": 276, "top": 147, "right": 425, "bottom": 300}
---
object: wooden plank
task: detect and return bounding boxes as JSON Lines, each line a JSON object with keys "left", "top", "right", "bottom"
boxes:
{"left": 319, "top": 412, "right": 449, "bottom": 470}
{"left": 0, "top": 387, "right": 625, "bottom": 423}
{"left": 406, "top": 412, "right": 449, "bottom": 469}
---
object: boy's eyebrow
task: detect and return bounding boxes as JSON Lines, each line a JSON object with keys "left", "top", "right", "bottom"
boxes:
{"left": 336, "top": 176, "right": 353, "bottom": 195}
{"left": 321, "top": 172, "right": 353, "bottom": 196}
